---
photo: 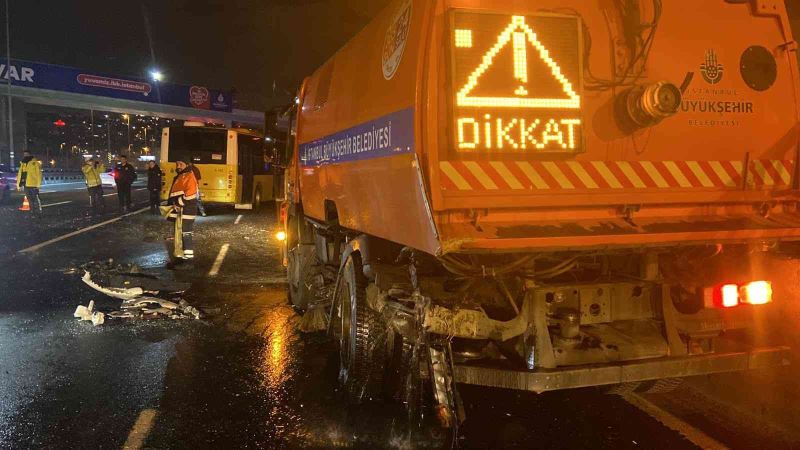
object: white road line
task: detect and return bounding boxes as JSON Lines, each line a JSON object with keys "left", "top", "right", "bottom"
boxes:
{"left": 18, "top": 207, "right": 147, "bottom": 254}
{"left": 103, "top": 192, "right": 117, "bottom": 197}
{"left": 123, "top": 409, "right": 158, "bottom": 450}
{"left": 208, "top": 244, "right": 230, "bottom": 277}
{"left": 42, "top": 201, "right": 73, "bottom": 208}
{"left": 234, "top": 214, "right": 243, "bottom": 225}
{"left": 623, "top": 394, "right": 728, "bottom": 450}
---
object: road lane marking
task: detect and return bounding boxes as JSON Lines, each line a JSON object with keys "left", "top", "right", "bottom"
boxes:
{"left": 42, "top": 201, "right": 73, "bottom": 208}
{"left": 208, "top": 244, "right": 230, "bottom": 277}
{"left": 18, "top": 207, "right": 147, "bottom": 254}
{"left": 623, "top": 394, "right": 728, "bottom": 450}
{"left": 123, "top": 409, "right": 157, "bottom": 450}
{"left": 234, "top": 214, "right": 243, "bottom": 224}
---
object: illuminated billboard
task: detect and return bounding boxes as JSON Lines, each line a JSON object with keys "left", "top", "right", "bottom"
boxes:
{"left": 449, "top": 12, "right": 583, "bottom": 155}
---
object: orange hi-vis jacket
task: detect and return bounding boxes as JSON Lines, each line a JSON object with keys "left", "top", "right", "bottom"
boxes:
{"left": 168, "top": 170, "right": 199, "bottom": 221}
{"left": 168, "top": 170, "right": 198, "bottom": 207}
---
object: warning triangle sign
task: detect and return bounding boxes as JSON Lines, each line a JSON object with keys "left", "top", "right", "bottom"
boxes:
{"left": 457, "top": 16, "right": 580, "bottom": 109}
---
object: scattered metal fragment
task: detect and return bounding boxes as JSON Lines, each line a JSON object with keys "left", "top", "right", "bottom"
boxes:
{"left": 91, "top": 312, "right": 106, "bottom": 326}
{"left": 73, "top": 300, "right": 95, "bottom": 321}
{"left": 72, "top": 261, "right": 203, "bottom": 325}
{"left": 82, "top": 271, "right": 145, "bottom": 300}
{"left": 121, "top": 298, "right": 181, "bottom": 310}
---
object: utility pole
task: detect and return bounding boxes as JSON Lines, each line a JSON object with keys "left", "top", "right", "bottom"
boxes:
{"left": 106, "top": 115, "right": 111, "bottom": 155}
{"left": 5, "top": 0, "right": 13, "bottom": 168}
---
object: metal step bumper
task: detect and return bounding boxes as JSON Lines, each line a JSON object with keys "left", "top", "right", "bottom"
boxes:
{"left": 454, "top": 346, "right": 791, "bottom": 393}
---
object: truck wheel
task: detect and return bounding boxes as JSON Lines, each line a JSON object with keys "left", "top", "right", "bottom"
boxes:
{"left": 337, "top": 252, "right": 387, "bottom": 403}
{"left": 385, "top": 333, "right": 415, "bottom": 403}
{"left": 287, "top": 245, "right": 314, "bottom": 311}
{"left": 287, "top": 213, "right": 316, "bottom": 311}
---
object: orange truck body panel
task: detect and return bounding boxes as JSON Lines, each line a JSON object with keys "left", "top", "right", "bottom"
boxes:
{"left": 294, "top": 0, "right": 800, "bottom": 256}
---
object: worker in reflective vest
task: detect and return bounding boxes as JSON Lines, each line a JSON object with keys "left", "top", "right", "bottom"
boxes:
{"left": 16, "top": 150, "right": 43, "bottom": 218}
{"left": 167, "top": 158, "right": 199, "bottom": 266}
{"left": 82, "top": 159, "right": 106, "bottom": 216}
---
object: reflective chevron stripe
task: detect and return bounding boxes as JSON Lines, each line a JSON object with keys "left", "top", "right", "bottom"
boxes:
{"left": 440, "top": 160, "right": 794, "bottom": 191}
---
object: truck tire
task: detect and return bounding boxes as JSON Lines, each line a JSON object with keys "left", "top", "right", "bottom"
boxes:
{"left": 287, "top": 245, "right": 315, "bottom": 311}
{"left": 287, "top": 212, "right": 316, "bottom": 311}
{"left": 337, "top": 252, "right": 387, "bottom": 403}
{"left": 385, "top": 333, "right": 415, "bottom": 403}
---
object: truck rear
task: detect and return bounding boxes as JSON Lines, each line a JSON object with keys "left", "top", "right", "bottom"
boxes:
{"left": 280, "top": 0, "right": 799, "bottom": 426}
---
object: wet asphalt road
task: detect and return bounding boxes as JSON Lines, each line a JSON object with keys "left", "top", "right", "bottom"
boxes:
{"left": 0, "top": 188, "right": 799, "bottom": 449}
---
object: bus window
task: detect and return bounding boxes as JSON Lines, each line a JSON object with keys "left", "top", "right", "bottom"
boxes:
{"left": 168, "top": 127, "right": 227, "bottom": 164}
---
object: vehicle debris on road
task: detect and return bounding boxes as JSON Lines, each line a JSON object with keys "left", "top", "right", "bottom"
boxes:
{"left": 71, "top": 260, "right": 201, "bottom": 325}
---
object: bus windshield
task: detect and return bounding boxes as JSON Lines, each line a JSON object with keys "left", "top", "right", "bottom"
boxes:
{"left": 168, "top": 127, "right": 228, "bottom": 164}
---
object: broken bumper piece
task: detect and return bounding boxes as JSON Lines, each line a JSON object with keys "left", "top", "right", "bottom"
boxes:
{"left": 74, "top": 262, "right": 203, "bottom": 325}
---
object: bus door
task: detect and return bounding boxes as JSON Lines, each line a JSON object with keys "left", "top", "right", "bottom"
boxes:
{"left": 238, "top": 135, "right": 255, "bottom": 204}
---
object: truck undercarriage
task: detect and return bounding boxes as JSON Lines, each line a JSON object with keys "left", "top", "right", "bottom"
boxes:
{"left": 285, "top": 213, "right": 792, "bottom": 428}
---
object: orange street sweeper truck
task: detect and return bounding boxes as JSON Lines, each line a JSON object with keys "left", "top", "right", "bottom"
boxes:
{"left": 279, "top": 0, "right": 800, "bottom": 426}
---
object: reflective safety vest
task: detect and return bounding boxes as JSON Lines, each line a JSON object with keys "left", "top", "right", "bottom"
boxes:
{"left": 82, "top": 163, "right": 106, "bottom": 188}
{"left": 168, "top": 170, "right": 198, "bottom": 206}
{"left": 17, "top": 158, "right": 43, "bottom": 189}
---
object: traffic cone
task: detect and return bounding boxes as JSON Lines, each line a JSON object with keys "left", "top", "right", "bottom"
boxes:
{"left": 19, "top": 195, "right": 30, "bottom": 211}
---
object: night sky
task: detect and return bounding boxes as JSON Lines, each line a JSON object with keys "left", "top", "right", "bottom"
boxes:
{"left": 7, "top": 0, "right": 392, "bottom": 111}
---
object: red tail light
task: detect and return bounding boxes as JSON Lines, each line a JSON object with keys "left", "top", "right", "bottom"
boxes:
{"left": 714, "top": 284, "right": 740, "bottom": 308}
{"left": 708, "top": 281, "right": 773, "bottom": 309}
{"left": 742, "top": 281, "right": 772, "bottom": 305}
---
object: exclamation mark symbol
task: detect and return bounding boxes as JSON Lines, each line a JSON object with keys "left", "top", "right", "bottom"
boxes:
{"left": 513, "top": 31, "right": 528, "bottom": 96}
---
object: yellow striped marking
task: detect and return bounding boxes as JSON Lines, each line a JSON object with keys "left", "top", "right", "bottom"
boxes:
{"left": 463, "top": 161, "right": 499, "bottom": 190}
{"left": 440, "top": 162, "right": 472, "bottom": 190}
{"left": 772, "top": 160, "right": 791, "bottom": 185}
{"left": 640, "top": 161, "right": 669, "bottom": 188}
{"left": 542, "top": 162, "right": 575, "bottom": 189}
{"left": 591, "top": 162, "right": 623, "bottom": 189}
{"left": 617, "top": 161, "right": 646, "bottom": 188}
{"left": 664, "top": 161, "right": 692, "bottom": 188}
{"left": 709, "top": 161, "right": 736, "bottom": 187}
{"left": 516, "top": 162, "right": 550, "bottom": 189}
{"left": 490, "top": 161, "right": 524, "bottom": 190}
{"left": 752, "top": 160, "right": 775, "bottom": 186}
{"left": 687, "top": 161, "right": 714, "bottom": 188}
{"left": 566, "top": 161, "right": 599, "bottom": 189}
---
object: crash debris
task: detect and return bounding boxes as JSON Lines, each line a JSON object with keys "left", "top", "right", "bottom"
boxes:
{"left": 71, "top": 260, "right": 201, "bottom": 326}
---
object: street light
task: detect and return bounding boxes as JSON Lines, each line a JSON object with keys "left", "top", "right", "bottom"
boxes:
{"left": 122, "top": 114, "right": 131, "bottom": 152}
{"left": 149, "top": 70, "right": 163, "bottom": 82}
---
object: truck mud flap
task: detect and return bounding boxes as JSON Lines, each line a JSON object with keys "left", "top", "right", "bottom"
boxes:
{"left": 453, "top": 347, "right": 790, "bottom": 393}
